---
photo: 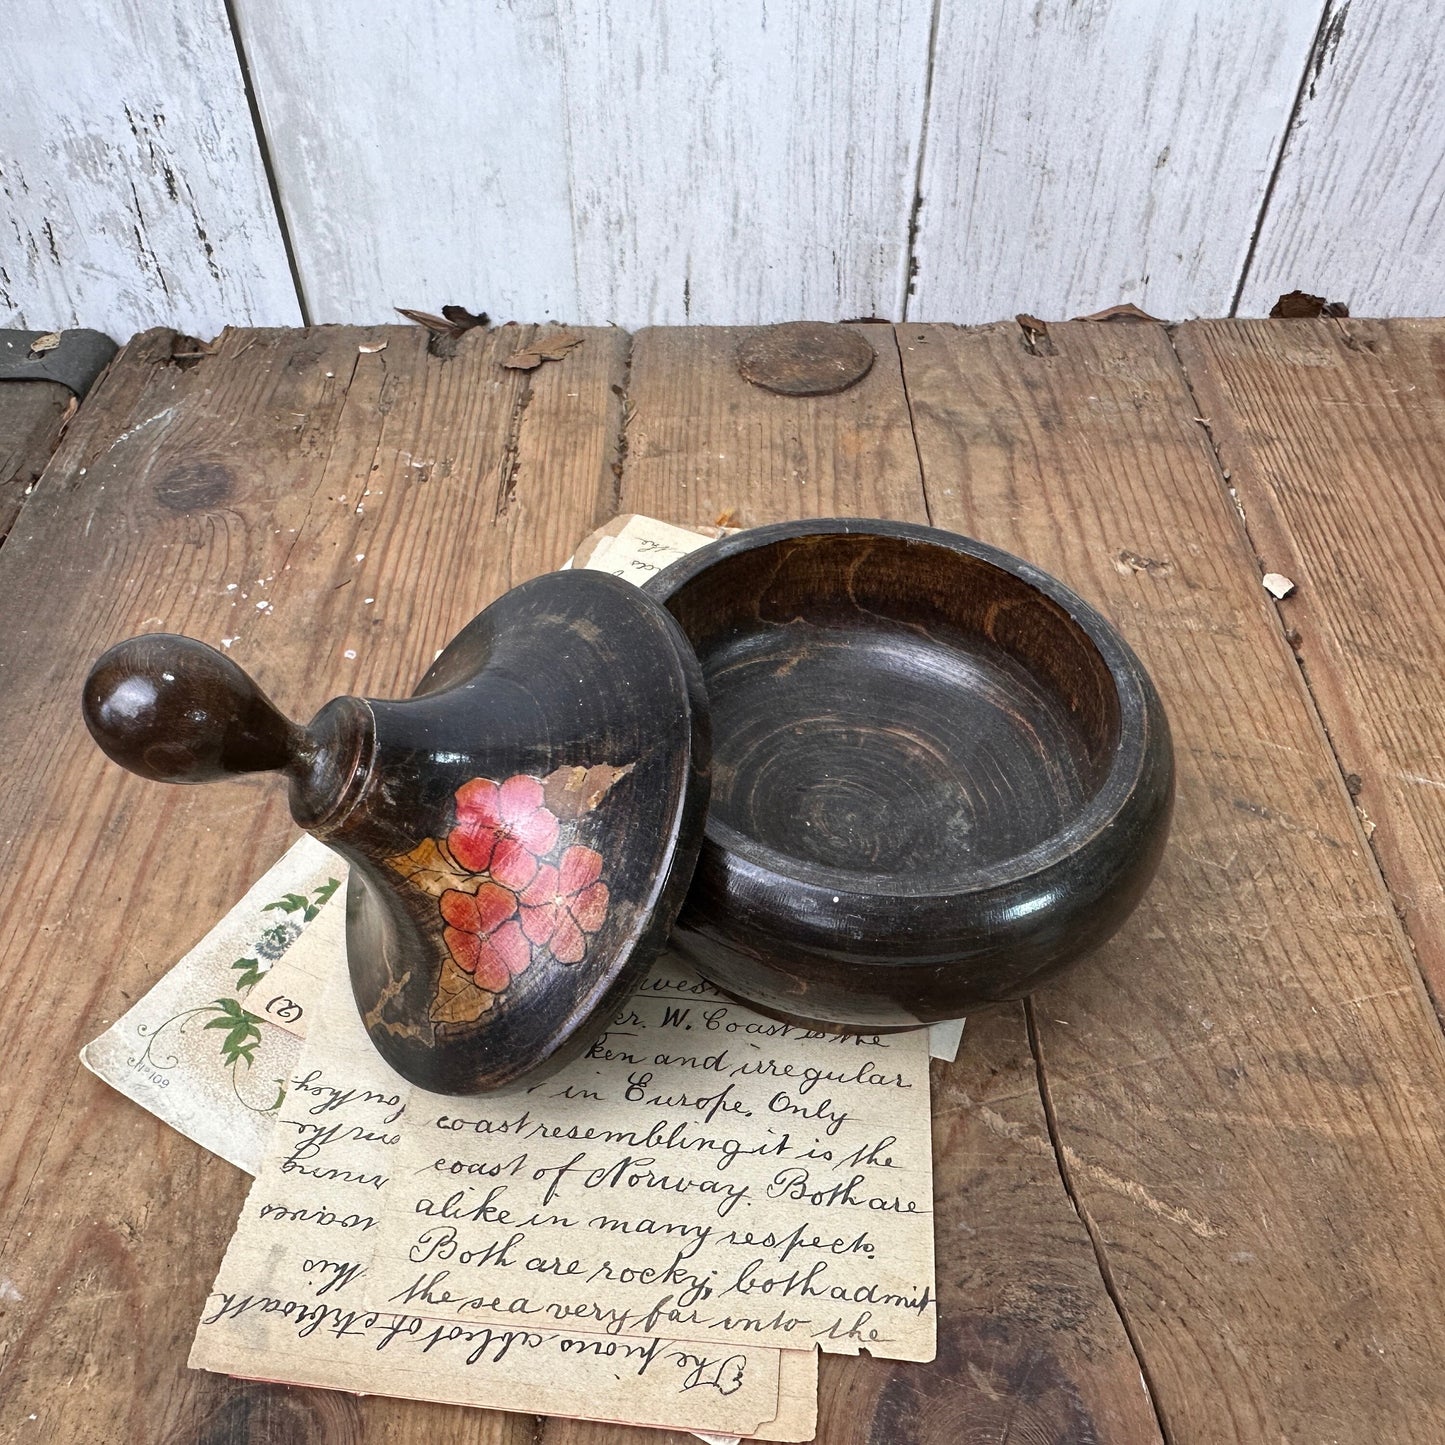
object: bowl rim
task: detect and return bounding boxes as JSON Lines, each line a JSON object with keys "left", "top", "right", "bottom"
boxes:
{"left": 645, "top": 516, "right": 1166, "bottom": 902}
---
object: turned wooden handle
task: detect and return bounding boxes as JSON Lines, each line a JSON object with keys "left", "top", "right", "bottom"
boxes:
{"left": 82, "top": 634, "right": 307, "bottom": 784}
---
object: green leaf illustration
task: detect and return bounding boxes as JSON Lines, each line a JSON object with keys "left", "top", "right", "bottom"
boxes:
{"left": 263, "top": 893, "right": 311, "bottom": 917}
{"left": 231, "top": 955, "right": 265, "bottom": 993}
{"left": 203, "top": 997, "right": 264, "bottom": 1068}
{"left": 304, "top": 876, "right": 343, "bottom": 922}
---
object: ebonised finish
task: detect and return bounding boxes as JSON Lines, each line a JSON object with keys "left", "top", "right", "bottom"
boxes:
{"left": 83, "top": 570, "right": 710, "bottom": 1093}
{"left": 646, "top": 518, "right": 1175, "bottom": 1029}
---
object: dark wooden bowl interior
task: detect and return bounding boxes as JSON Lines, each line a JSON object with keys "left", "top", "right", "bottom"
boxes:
{"left": 662, "top": 532, "right": 1122, "bottom": 887}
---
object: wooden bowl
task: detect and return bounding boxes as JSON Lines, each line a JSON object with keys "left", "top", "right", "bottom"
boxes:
{"left": 645, "top": 518, "right": 1174, "bottom": 1029}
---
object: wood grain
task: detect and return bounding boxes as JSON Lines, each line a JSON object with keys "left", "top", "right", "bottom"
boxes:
{"left": 231, "top": 1, "right": 931, "bottom": 328}
{"left": 901, "top": 318, "right": 1445, "bottom": 1441}
{"left": 1178, "top": 318, "right": 1445, "bottom": 1010}
{"left": 542, "top": 322, "right": 1167, "bottom": 1444}
{"left": 557, "top": 0, "right": 931, "bottom": 325}
{"left": 0, "top": 381, "right": 72, "bottom": 540}
{"left": 908, "top": 0, "right": 1324, "bottom": 323}
{"left": 1237, "top": 3, "right": 1445, "bottom": 316}
{"left": 2, "top": 0, "right": 299, "bottom": 338}
{"left": 8, "top": 4, "right": 1445, "bottom": 330}
{"left": 231, "top": 0, "right": 580, "bottom": 328}
{"left": 0, "top": 323, "right": 625, "bottom": 1443}
{"left": 11, "top": 318, "right": 1445, "bottom": 1442}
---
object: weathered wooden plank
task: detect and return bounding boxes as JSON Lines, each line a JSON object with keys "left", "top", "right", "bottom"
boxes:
{"left": 1237, "top": 5, "right": 1445, "bottom": 315}
{"left": 0, "top": 323, "right": 626, "bottom": 1442}
{"left": 556, "top": 1, "right": 932, "bottom": 325}
{"left": 232, "top": 2, "right": 929, "bottom": 327}
{"left": 541, "top": 323, "right": 1167, "bottom": 1444}
{"left": 909, "top": 1, "right": 1323, "bottom": 324}
{"left": 901, "top": 318, "right": 1445, "bottom": 1442}
{"left": 1177, "top": 317, "right": 1445, "bottom": 1011}
{"left": 231, "top": 0, "right": 580, "bottom": 326}
{"left": 1, "top": 0, "right": 299, "bottom": 338}
{"left": 0, "top": 380, "right": 72, "bottom": 540}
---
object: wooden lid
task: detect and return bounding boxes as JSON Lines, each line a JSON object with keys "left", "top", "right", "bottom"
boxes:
{"left": 82, "top": 569, "right": 711, "bottom": 1093}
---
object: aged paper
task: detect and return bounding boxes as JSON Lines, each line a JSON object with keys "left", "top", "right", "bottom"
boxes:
{"left": 81, "top": 835, "right": 342, "bottom": 1172}
{"left": 192, "top": 962, "right": 817, "bottom": 1440}
{"left": 362, "top": 959, "right": 937, "bottom": 1363}
{"left": 569, "top": 512, "right": 726, "bottom": 578}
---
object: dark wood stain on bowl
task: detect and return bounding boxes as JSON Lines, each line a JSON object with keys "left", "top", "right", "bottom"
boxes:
{"left": 647, "top": 518, "right": 1174, "bottom": 1030}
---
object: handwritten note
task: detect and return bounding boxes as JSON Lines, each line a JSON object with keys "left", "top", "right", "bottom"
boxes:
{"left": 570, "top": 512, "right": 725, "bottom": 582}
{"left": 361, "top": 960, "right": 937, "bottom": 1363}
{"left": 191, "top": 959, "right": 817, "bottom": 1440}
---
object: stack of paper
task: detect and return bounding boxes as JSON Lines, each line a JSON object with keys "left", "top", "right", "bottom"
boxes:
{"left": 83, "top": 516, "right": 954, "bottom": 1441}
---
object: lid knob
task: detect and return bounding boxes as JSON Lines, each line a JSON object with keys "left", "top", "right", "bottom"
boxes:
{"left": 82, "top": 633, "right": 306, "bottom": 784}
{"left": 80, "top": 567, "right": 710, "bottom": 1094}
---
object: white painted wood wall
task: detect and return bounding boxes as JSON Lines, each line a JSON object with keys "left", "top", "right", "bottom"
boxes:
{"left": 3, "top": 0, "right": 1439, "bottom": 340}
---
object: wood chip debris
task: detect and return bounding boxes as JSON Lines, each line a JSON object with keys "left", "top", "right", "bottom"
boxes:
{"left": 358, "top": 341, "right": 388, "bottom": 354}
{"left": 1115, "top": 549, "right": 1170, "bottom": 576}
{"left": 1015, "top": 314, "right": 1055, "bottom": 356}
{"left": 503, "top": 335, "right": 584, "bottom": 371}
{"left": 1262, "top": 572, "right": 1296, "bottom": 599}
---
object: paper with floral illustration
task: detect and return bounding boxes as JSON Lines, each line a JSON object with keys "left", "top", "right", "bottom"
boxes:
{"left": 191, "top": 958, "right": 818, "bottom": 1441}
{"left": 81, "top": 835, "right": 343, "bottom": 1173}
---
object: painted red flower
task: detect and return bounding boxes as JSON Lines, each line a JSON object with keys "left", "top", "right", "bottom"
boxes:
{"left": 447, "top": 775, "right": 559, "bottom": 889}
{"left": 440, "top": 883, "right": 531, "bottom": 991}
{"left": 518, "top": 844, "right": 609, "bottom": 964}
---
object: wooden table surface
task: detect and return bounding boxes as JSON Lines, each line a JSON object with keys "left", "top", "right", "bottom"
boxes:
{"left": 4, "top": 317, "right": 1445, "bottom": 1444}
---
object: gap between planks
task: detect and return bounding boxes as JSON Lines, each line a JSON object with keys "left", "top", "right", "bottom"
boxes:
{"left": 1162, "top": 321, "right": 1445, "bottom": 1059}
{"left": 1025, "top": 997, "right": 1176, "bottom": 1445}
{"left": 1227, "top": 0, "right": 1338, "bottom": 316}
{"left": 892, "top": 321, "right": 1166, "bottom": 1440}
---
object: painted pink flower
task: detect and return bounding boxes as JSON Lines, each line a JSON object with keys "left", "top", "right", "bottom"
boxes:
{"left": 518, "top": 844, "right": 609, "bottom": 964}
{"left": 441, "top": 883, "right": 531, "bottom": 991}
{"left": 447, "top": 775, "right": 559, "bottom": 889}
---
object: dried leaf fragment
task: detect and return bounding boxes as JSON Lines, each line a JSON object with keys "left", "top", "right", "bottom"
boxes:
{"left": 1015, "top": 314, "right": 1055, "bottom": 357}
{"left": 503, "top": 335, "right": 584, "bottom": 371}
{"left": 1073, "top": 303, "right": 1166, "bottom": 324}
{"left": 358, "top": 340, "right": 388, "bottom": 354}
{"left": 442, "top": 305, "right": 488, "bottom": 330}
{"left": 29, "top": 331, "right": 61, "bottom": 355}
{"left": 396, "top": 305, "right": 490, "bottom": 338}
{"left": 1269, "top": 290, "right": 1349, "bottom": 319}
{"left": 396, "top": 308, "right": 456, "bottom": 334}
